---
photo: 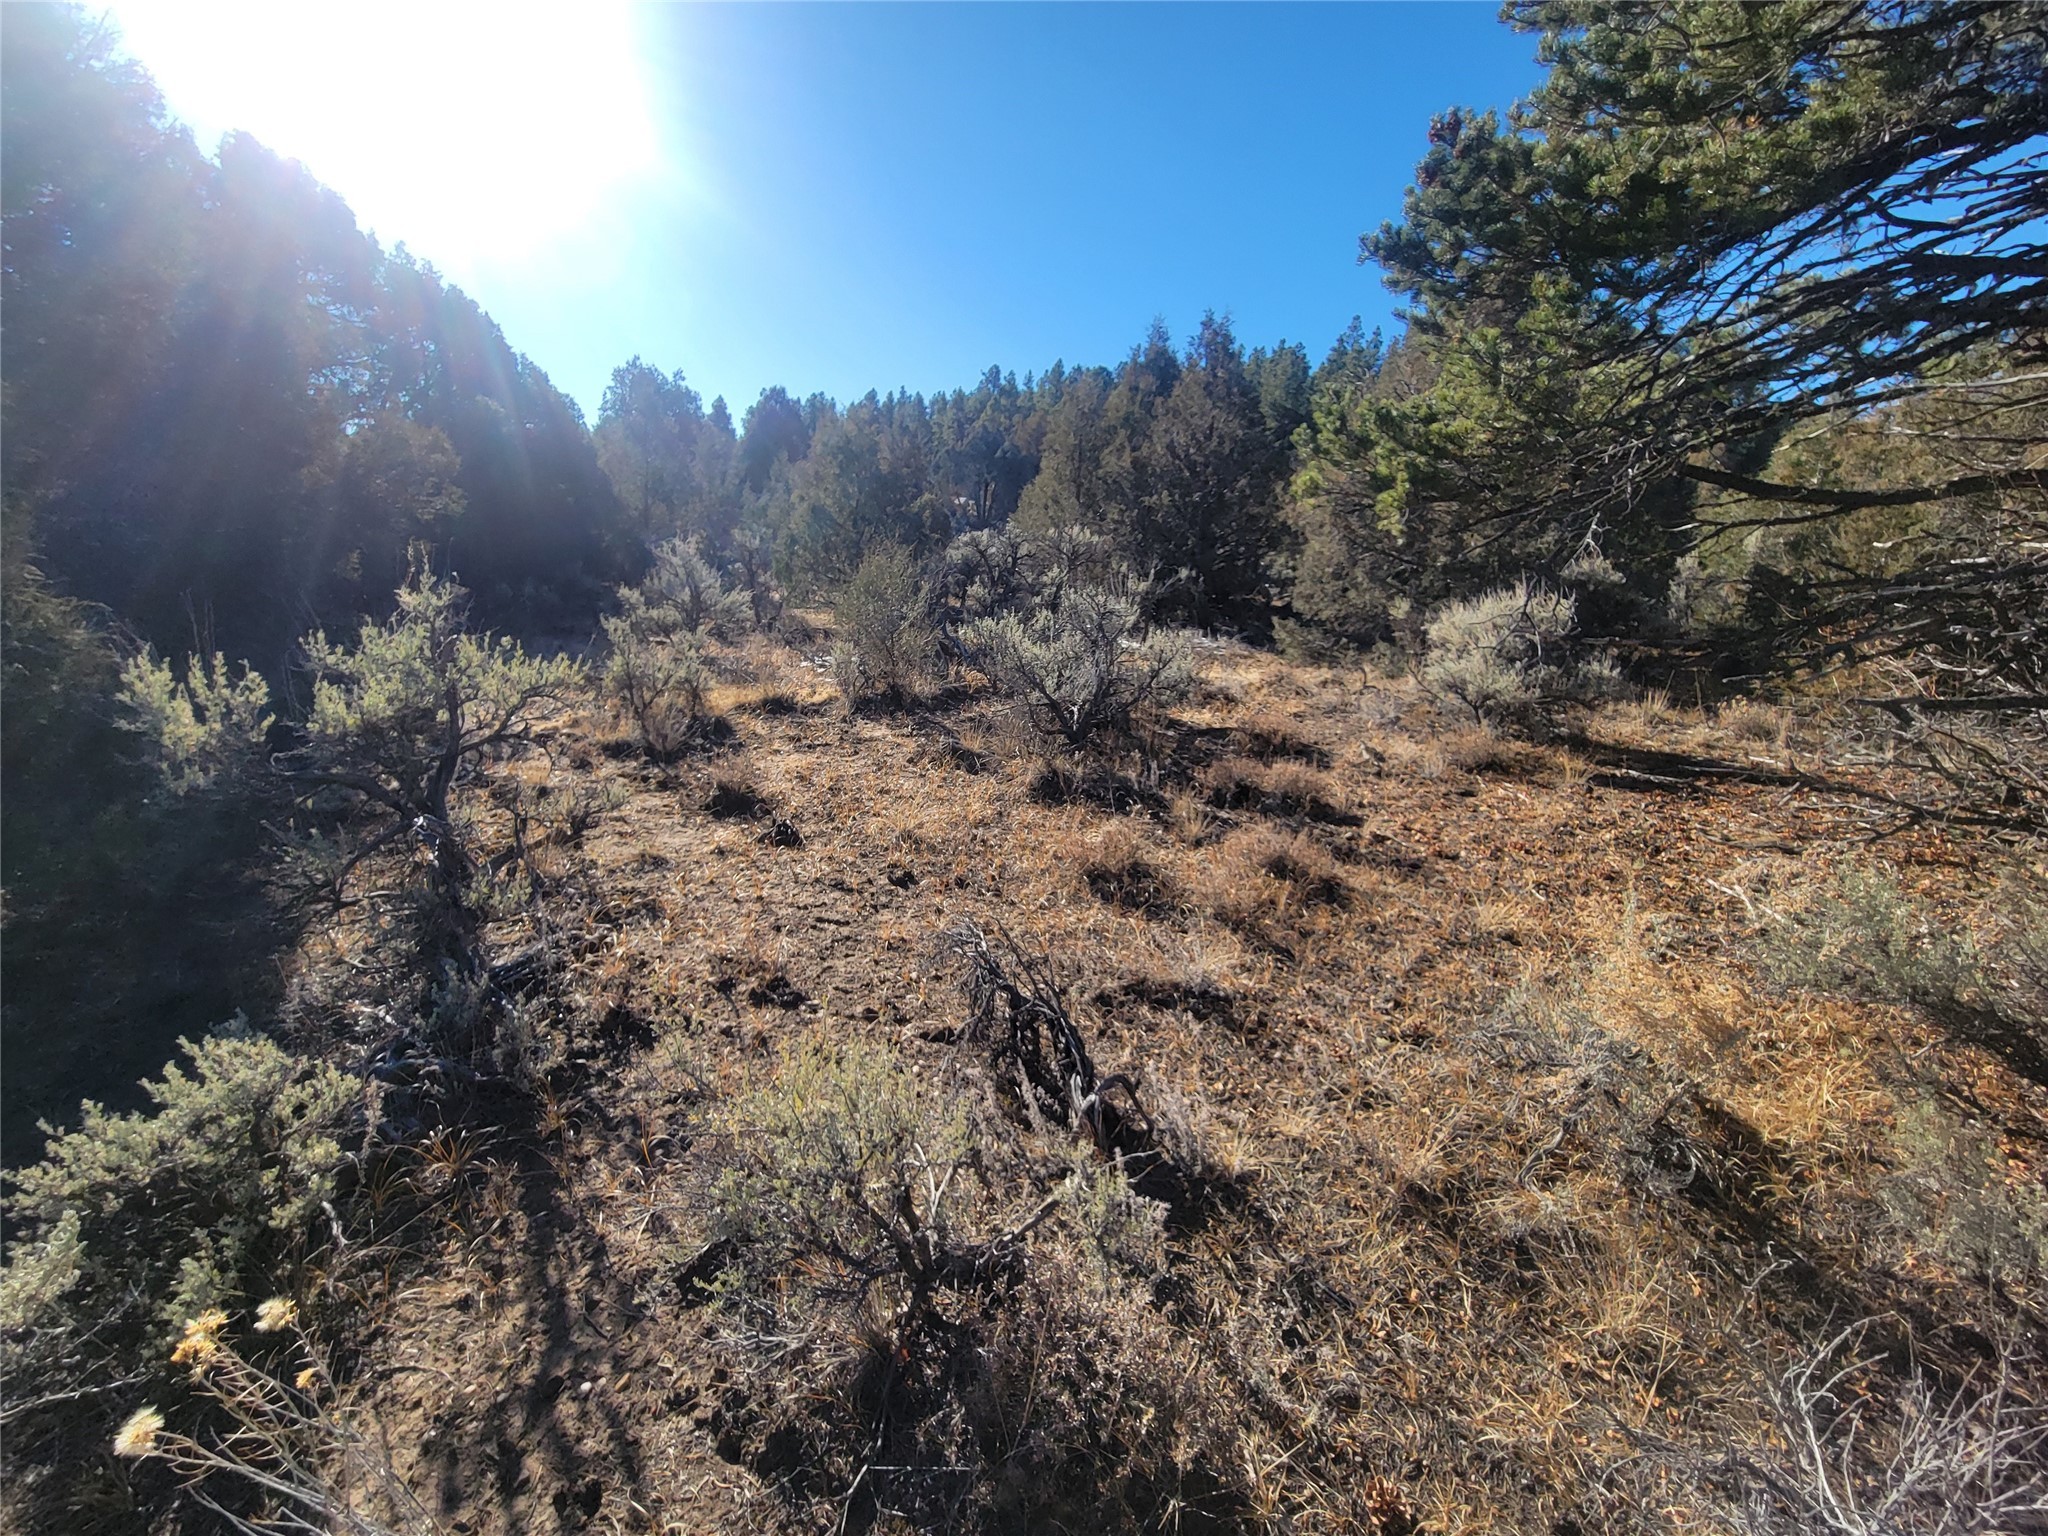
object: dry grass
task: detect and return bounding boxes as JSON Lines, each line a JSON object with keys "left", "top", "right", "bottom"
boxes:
{"left": 1232, "top": 708, "right": 1329, "bottom": 766}
{"left": 1715, "top": 697, "right": 1791, "bottom": 748}
{"left": 1075, "top": 819, "right": 1180, "bottom": 916}
{"left": 80, "top": 623, "right": 2042, "bottom": 1536}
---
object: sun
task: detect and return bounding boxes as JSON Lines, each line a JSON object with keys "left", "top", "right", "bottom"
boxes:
{"left": 104, "top": 1, "right": 663, "bottom": 284}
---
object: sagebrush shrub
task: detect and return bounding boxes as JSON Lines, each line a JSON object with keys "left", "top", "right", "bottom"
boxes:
{"left": 123, "top": 561, "right": 581, "bottom": 981}
{"left": 116, "top": 649, "right": 273, "bottom": 794}
{"left": 601, "top": 592, "right": 710, "bottom": 759}
{"left": 700, "top": 1030, "right": 1246, "bottom": 1533}
{"left": 712, "top": 1032, "right": 994, "bottom": 1308}
{"left": 1882, "top": 1099, "right": 2048, "bottom": 1287}
{"left": 832, "top": 544, "right": 935, "bottom": 703}
{"left": 1767, "top": 866, "right": 1961, "bottom": 1001}
{"left": 1421, "top": 578, "right": 1580, "bottom": 726}
{"left": 962, "top": 585, "right": 1196, "bottom": 748}
{"left": 2, "top": 1032, "right": 358, "bottom": 1532}
{"left": 4, "top": 1032, "right": 357, "bottom": 1338}
{"left": 941, "top": 527, "right": 1027, "bottom": 619}
{"left": 638, "top": 535, "right": 752, "bottom": 638}
{"left": 1059, "top": 1157, "right": 1168, "bottom": 1289}
{"left": 727, "top": 527, "right": 783, "bottom": 628}
{"left": 1761, "top": 864, "right": 2048, "bottom": 1283}
{"left": 1019, "top": 523, "right": 1115, "bottom": 606}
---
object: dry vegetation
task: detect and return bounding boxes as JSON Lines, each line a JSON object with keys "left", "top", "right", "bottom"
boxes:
{"left": 22, "top": 626, "right": 2048, "bottom": 1536}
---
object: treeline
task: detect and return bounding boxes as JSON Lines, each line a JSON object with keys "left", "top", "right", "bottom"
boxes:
{"left": 4, "top": 4, "right": 1405, "bottom": 667}
{"left": 9, "top": 2, "right": 2042, "bottom": 706}
{"left": 593, "top": 316, "right": 1345, "bottom": 630}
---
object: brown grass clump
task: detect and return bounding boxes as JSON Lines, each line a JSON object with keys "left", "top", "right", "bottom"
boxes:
{"left": 1077, "top": 821, "right": 1178, "bottom": 916}
{"left": 1165, "top": 787, "right": 1217, "bottom": 845}
{"left": 1202, "top": 826, "right": 1349, "bottom": 954}
{"left": 704, "top": 772, "right": 773, "bottom": 821}
{"left": 1198, "top": 756, "right": 1354, "bottom": 824}
{"left": 1438, "top": 722, "right": 1532, "bottom": 775}
{"left": 1719, "top": 697, "right": 1788, "bottom": 741}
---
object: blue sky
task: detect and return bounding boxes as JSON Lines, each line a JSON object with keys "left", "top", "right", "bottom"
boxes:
{"left": 110, "top": 3, "right": 1545, "bottom": 420}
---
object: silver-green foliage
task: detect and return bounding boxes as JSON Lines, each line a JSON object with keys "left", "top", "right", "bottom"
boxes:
{"left": 1763, "top": 865, "right": 2048, "bottom": 1285}
{"left": 712, "top": 1034, "right": 989, "bottom": 1307}
{"left": 1421, "top": 578, "right": 1583, "bottom": 725}
{"left": 1020, "top": 523, "right": 1115, "bottom": 608}
{"left": 639, "top": 535, "right": 751, "bottom": 638}
{"left": 701, "top": 1032, "right": 1227, "bottom": 1529}
{"left": 121, "top": 562, "right": 582, "bottom": 930}
{"left": 3, "top": 1032, "right": 355, "bottom": 1339}
{"left": 941, "top": 527, "right": 1026, "bottom": 619}
{"left": 116, "top": 650, "right": 274, "bottom": 794}
{"left": 1762, "top": 864, "right": 2046, "bottom": 1030}
{"left": 295, "top": 564, "right": 582, "bottom": 827}
{"left": 601, "top": 588, "right": 710, "bottom": 760}
{"left": 1882, "top": 1098, "right": 2048, "bottom": 1288}
{"left": 1059, "top": 1157, "right": 1168, "bottom": 1290}
{"left": 832, "top": 544, "right": 935, "bottom": 702}
{"left": 962, "top": 584, "right": 1196, "bottom": 747}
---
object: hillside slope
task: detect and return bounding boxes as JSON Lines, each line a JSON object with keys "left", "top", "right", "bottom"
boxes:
{"left": 266, "top": 635, "right": 2041, "bottom": 1536}
{"left": 25, "top": 633, "right": 2041, "bottom": 1536}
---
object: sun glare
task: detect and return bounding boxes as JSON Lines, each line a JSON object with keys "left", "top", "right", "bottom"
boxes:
{"left": 104, "top": 2, "right": 663, "bottom": 285}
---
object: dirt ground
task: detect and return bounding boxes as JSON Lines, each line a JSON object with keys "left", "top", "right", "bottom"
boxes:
{"left": 306, "top": 637, "right": 2046, "bottom": 1536}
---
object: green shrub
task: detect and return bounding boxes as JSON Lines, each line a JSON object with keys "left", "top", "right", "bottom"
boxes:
{"left": 601, "top": 592, "right": 710, "bottom": 759}
{"left": 116, "top": 649, "right": 275, "bottom": 796}
{"left": 832, "top": 544, "right": 935, "bottom": 703}
{"left": 5, "top": 1031, "right": 357, "bottom": 1338}
{"left": 2, "top": 1033, "right": 358, "bottom": 1532}
{"left": 638, "top": 535, "right": 752, "bottom": 638}
{"left": 712, "top": 1033, "right": 995, "bottom": 1310}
